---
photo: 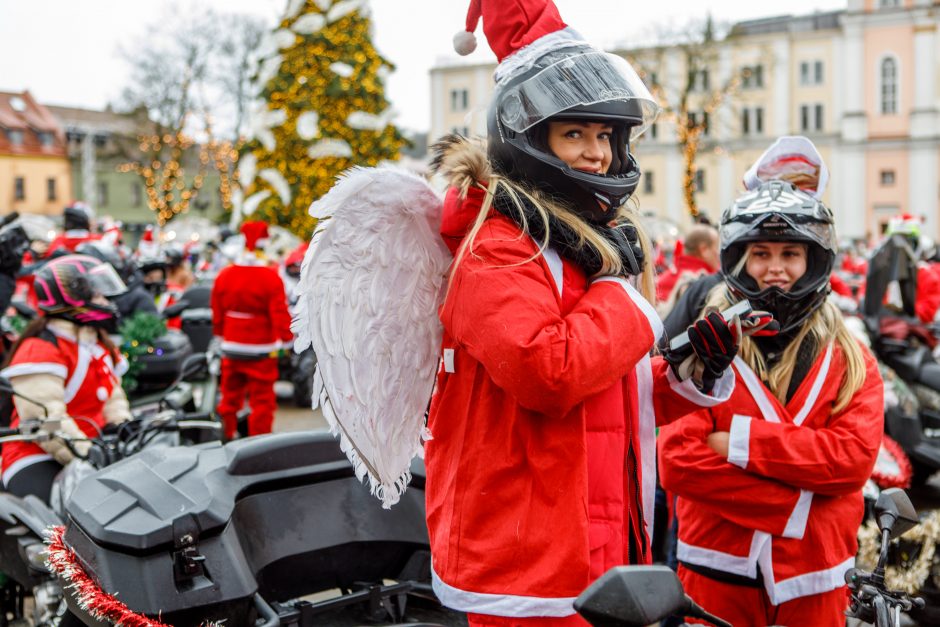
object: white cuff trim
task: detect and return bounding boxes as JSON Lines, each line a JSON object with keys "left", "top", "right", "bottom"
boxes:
{"left": 665, "top": 367, "right": 735, "bottom": 407}
{"left": 727, "top": 414, "right": 752, "bottom": 469}
{"left": 1, "top": 363, "right": 68, "bottom": 380}
{"left": 594, "top": 276, "right": 664, "bottom": 341}
{"left": 782, "top": 490, "right": 814, "bottom": 540}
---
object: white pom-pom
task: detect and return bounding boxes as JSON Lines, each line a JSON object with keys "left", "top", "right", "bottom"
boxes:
{"left": 453, "top": 31, "right": 477, "bottom": 56}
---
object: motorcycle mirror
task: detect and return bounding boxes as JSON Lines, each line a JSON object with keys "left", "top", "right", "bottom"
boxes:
{"left": 875, "top": 487, "right": 919, "bottom": 540}
{"left": 10, "top": 300, "right": 36, "bottom": 320}
{"left": 575, "top": 566, "right": 686, "bottom": 626}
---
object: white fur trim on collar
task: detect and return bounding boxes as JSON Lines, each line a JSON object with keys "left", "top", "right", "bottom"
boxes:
{"left": 494, "top": 27, "right": 587, "bottom": 85}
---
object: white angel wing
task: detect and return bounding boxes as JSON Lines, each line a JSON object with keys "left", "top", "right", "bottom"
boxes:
{"left": 292, "top": 165, "right": 450, "bottom": 508}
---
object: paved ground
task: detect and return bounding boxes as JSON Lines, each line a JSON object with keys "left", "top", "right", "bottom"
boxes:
{"left": 272, "top": 381, "right": 328, "bottom": 432}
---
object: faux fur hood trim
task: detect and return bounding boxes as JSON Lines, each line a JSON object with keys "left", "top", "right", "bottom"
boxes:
{"left": 430, "top": 134, "right": 491, "bottom": 198}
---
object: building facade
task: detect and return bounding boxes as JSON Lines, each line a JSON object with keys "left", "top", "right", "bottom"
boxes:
{"left": 0, "top": 91, "right": 71, "bottom": 216}
{"left": 429, "top": 0, "right": 940, "bottom": 241}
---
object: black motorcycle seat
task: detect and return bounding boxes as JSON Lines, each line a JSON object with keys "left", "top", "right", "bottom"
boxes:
{"left": 225, "top": 430, "right": 347, "bottom": 475}
{"left": 917, "top": 360, "right": 940, "bottom": 391}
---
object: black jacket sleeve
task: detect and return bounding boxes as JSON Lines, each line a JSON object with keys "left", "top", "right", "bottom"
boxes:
{"left": 0, "top": 273, "right": 15, "bottom": 316}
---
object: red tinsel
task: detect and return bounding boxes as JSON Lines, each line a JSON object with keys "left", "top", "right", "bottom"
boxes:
{"left": 870, "top": 435, "right": 914, "bottom": 489}
{"left": 45, "top": 525, "right": 221, "bottom": 627}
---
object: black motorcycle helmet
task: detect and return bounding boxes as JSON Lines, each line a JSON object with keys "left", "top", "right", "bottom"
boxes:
{"left": 138, "top": 255, "right": 168, "bottom": 296}
{"left": 63, "top": 202, "right": 93, "bottom": 232}
{"left": 75, "top": 240, "right": 134, "bottom": 283}
{"left": 487, "top": 46, "right": 659, "bottom": 224}
{"left": 33, "top": 254, "right": 126, "bottom": 329}
{"left": 719, "top": 180, "right": 837, "bottom": 333}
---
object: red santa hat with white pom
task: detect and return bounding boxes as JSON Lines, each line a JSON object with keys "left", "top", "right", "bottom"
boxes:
{"left": 137, "top": 225, "right": 160, "bottom": 259}
{"left": 453, "top": 0, "right": 589, "bottom": 85}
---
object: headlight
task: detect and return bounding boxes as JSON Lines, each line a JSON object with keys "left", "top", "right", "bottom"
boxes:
{"left": 23, "top": 542, "right": 49, "bottom": 572}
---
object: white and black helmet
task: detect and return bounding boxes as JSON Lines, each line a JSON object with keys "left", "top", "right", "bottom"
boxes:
{"left": 719, "top": 180, "right": 837, "bottom": 333}
{"left": 487, "top": 45, "right": 659, "bottom": 224}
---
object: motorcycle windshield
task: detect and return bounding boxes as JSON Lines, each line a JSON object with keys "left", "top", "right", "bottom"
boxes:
{"left": 863, "top": 234, "right": 917, "bottom": 319}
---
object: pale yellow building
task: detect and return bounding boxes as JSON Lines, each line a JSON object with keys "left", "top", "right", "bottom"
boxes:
{"left": 429, "top": 1, "right": 940, "bottom": 241}
{"left": 0, "top": 91, "right": 71, "bottom": 216}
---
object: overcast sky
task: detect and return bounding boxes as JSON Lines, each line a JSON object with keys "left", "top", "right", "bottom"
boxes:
{"left": 0, "top": 0, "right": 847, "bottom": 132}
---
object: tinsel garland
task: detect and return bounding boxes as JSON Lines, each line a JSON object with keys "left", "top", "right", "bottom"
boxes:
{"left": 45, "top": 525, "right": 223, "bottom": 627}
{"left": 870, "top": 435, "right": 914, "bottom": 489}
{"left": 856, "top": 509, "right": 940, "bottom": 596}
{"left": 119, "top": 312, "right": 167, "bottom": 393}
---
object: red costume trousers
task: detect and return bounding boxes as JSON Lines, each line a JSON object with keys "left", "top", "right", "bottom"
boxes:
{"left": 678, "top": 565, "right": 848, "bottom": 627}
{"left": 218, "top": 357, "right": 278, "bottom": 439}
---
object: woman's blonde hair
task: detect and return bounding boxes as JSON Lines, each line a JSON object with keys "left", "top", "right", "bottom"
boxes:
{"left": 704, "top": 253, "right": 866, "bottom": 412}
{"left": 451, "top": 175, "right": 657, "bottom": 303}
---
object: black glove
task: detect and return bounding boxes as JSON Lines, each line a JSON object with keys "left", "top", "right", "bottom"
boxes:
{"left": 663, "top": 311, "right": 739, "bottom": 394}
{"left": 602, "top": 221, "right": 645, "bottom": 277}
{"left": 0, "top": 222, "right": 27, "bottom": 276}
{"left": 688, "top": 311, "right": 739, "bottom": 393}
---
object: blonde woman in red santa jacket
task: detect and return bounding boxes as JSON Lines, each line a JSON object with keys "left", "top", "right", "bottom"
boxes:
{"left": 423, "top": 6, "right": 749, "bottom": 621}
{"left": 211, "top": 221, "right": 293, "bottom": 439}
{"left": 659, "top": 181, "right": 883, "bottom": 627}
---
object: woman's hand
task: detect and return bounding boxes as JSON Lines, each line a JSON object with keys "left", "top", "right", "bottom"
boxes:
{"left": 707, "top": 431, "right": 730, "bottom": 457}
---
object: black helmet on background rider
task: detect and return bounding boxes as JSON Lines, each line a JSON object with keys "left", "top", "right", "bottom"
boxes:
{"left": 33, "top": 254, "right": 126, "bottom": 332}
{"left": 63, "top": 202, "right": 94, "bottom": 232}
{"left": 137, "top": 254, "right": 168, "bottom": 296}
{"left": 485, "top": 41, "right": 658, "bottom": 225}
{"left": 719, "top": 180, "right": 837, "bottom": 334}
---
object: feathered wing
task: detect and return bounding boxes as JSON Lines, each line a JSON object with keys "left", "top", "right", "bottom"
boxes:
{"left": 292, "top": 165, "right": 450, "bottom": 508}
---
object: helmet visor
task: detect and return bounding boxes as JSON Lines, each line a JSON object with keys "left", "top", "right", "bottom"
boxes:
{"left": 87, "top": 262, "right": 127, "bottom": 297}
{"left": 497, "top": 52, "right": 660, "bottom": 140}
{"left": 720, "top": 211, "right": 837, "bottom": 254}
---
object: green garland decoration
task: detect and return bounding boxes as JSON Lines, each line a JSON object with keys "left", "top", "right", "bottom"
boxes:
{"left": 118, "top": 312, "right": 167, "bottom": 393}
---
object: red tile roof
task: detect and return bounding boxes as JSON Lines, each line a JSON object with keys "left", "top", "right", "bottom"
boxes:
{"left": 0, "top": 91, "right": 67, "bottom": 158}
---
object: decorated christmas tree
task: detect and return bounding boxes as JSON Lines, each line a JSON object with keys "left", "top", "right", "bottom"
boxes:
{"left": 238, "top": 0, "right": 406, "bottom": 238}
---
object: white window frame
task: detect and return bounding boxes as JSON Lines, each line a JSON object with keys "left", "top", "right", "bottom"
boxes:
{"left": 878, "top": 54, "right": 900, "bottom": 115}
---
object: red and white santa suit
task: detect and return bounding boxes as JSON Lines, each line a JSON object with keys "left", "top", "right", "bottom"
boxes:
{"left": 659, "top": 342, "right": 883, "bottom": 627}
{"left": 211, "top": 223, "right": 292, "bottom": 439}
{"left": 0, "top": 319, "right": 130, "bottom": 486}
{"left": 425, "top": 173, "right": 736, "bottom": 623}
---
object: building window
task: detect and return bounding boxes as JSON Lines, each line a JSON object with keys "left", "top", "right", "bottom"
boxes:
{"left": 36, "top": 131, "right": 55, "bottom": 147}
{"left": 649, "top": 123, "right": 658, "bottom": 140}
{"left": 47, "top": 178, "right": 56, "bottom": 201}
{"left": 688, "top": 111, "right": 710, "bottom": 136}
{"left": 800, "top": 60, "right": 824, "bottom": 86}
{"left": 14, "top": 177, "right": 25, "bottom": 201}
{"left": 879, "top": 0, "right": 900, "bottom": 7}
{"left": 880, "top": 57, "right": 898, "bottom": 115}
{"left": 645, "top": 71, "right": 659, "bottom": 90}
{"left": 689, "top": 69, "right": 710, "bottom": 92}
{"left": 132, "top": 182, "right": 142, "bottom": 207}
{"left": 800, "top": 104, "right": 824, "bottom": 132}
{"left": 97, "top": 181, "right": 109, "bottom": 207}
{"left": 880, "top": 169, "right": 896, "bottom": 186}
{"left": 694, "top": 170, "right": 705, "bottom": 193}
{"left": 643, "top": 171, "right": 654, "bottom": 195}
{"left": 741, "top": 107, "right": 764, "bottom": 136}
{"left": 6, "top": 129, "right": 24, "bottom": 146}
{"left": 741, "top": 65, "right": 763, "bottom": 89}
{"left": 449, "top": 88, "right": 469, "bottom": 112}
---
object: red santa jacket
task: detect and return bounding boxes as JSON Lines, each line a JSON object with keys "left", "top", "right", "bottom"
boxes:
{"left": 46, "top": 230, "right": 101, "bottom": 256}
{"left": 659, "top": 340, "right": 883, "bottom": 605}
{"left": 655, "top": 254, "right": 714, "bottom": 302}
{"left": 0, "top": 325, "right": 127, "bottom": 480}
{"left": 425, "top": 187, "right": 735, "bottom": 618}
{"left": 211, "top": 255, "right": 293, "bottom": 358}
{"left": 915, "top": 262, "right": 940, "bottom": 323}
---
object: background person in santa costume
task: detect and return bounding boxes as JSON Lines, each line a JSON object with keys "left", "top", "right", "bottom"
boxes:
{"left": 658, "top": 140, "right": 883, "bottom": 626}
{"left": 0, "top": 255, "right": 130, "bottom": 503}
{"left": 424, "top": 2, "right": 767, "bottom": 625}
{"left": 46, "top": 202, "right": 101, "bottom": 257}
{"left": 211, "top": 220, "right": 292, "bottom": 439}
